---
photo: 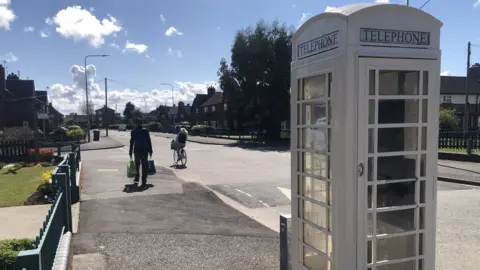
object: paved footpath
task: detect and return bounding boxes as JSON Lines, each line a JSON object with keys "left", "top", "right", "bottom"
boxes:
{"left": 73, "top": 149, "right": 278, "bottom": 270}
{"left": 438, "top": 159, "right": 480, "bottom": 186}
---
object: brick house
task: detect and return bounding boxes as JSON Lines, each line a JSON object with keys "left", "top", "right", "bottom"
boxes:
{"left": 94, "top": 106, "right": 116, "bottom": 128}
{"left": 440, "top": 64, "right": 480, "bottom": 128}
{"left": 197, "top": 91, "right": 228, "bottom": 129}
{"left": 48, "top": 103, "right": 64, "bottom": 128}
{"left": 0, "top": 65, "right": 37, "bottom": 130}
{"left": 167, "top": 102, "right": 191, "bottom": 125}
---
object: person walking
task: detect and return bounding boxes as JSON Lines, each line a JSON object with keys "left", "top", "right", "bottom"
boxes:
{"left": 129, "top": 119, "right": 153, "bottom": 187}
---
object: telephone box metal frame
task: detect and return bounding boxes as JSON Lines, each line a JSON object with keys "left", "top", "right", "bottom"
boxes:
{"left": 291, "top": 3, "right": 442, "bottom": 270}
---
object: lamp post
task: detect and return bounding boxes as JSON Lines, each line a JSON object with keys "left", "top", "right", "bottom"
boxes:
{"left": 84, "top": 54, "right": 109, "bottom": 142}
{"left": 160, "top": 83, "right": 174, "bottom": 125}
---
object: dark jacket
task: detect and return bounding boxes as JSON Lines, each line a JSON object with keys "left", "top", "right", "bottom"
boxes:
{"left": 177, "top": 132, "right": 187, "bottom": 144}
{"left": 129, "top": 127, "right": 153, "bottom": 155}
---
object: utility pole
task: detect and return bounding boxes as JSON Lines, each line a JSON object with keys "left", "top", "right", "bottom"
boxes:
{"left": 464, "top": 42, "right": 471, "bottom": 134}
{"left": 406, "top": 0, "right": 409, "bottom": 6}
{"left": 105, "top": 77, "right": 108, "bottom": 137}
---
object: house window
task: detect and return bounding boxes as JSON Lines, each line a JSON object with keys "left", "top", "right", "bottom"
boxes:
{"left": 180, "top": 114, "right": 184, "bottom": 119}
{"left": 99, "top": 117, "right": 103, "bottom": 121}
{"left": 212, "top": 106, "right": 216, "bottom": 112}
{"left": 204, "top": 107, "right": 208, "bottom": 113}
{"left": 204, "top": 121, "right": 208, "bottom": 126}
{"left": 224, "top": 103, "right": 227, "bottom": 111}
{"left": 196, "top": 108, "right": 199, "bottom": 114}
{"left": 223, "top": 120, "right": 228, "bottom": 129}
{"left": 98, "top": 111, "right": 103, "bottom": 115}
{"left": 443, "top": 95, "right": 452, "bottom": 103}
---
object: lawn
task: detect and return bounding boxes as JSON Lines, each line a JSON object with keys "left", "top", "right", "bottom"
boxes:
{"left": 439, "top": 148, "right": 480, "bottom": 155}
{"left": 0, "top": 166, "right": 54, "bottom": 208}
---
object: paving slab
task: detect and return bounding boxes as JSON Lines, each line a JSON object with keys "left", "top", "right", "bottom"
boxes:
{"left": 0, "top": 204, "right": 50, "bottom": 240}
{"left": 438, "top": 160, "right": 480, "bottom": 186}
{"left": 73, "top": 156, "right": 279, "bottom": 269}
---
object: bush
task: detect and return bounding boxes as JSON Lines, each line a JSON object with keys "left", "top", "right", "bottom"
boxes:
{"left": 66, "top": 128, "right": 85, "bottom": 141}
{"left": 190, "top": 125, "right": 215, "bottom": 136}
{"left": 28, "top": 148, "right": 54, "bottom": 162}
{"left": 439, "top": 108, "right": 459, "bottom": 130}
{"left": 147, "top": 122, "right": 163, "bottom": 132}
{"left": 0, "top": 238, "right": 35, "bottom": 267}
{"left": 37, "top": 168, "right": 54, "bottom": 195}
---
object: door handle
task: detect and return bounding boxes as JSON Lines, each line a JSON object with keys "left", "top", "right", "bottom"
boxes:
{"left": 357, "top": 163, "right": 364, "bottom": 176}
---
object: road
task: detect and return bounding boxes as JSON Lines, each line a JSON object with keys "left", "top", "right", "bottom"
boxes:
{"left": 92, "top": 130, "right": 480, "bottom": 269}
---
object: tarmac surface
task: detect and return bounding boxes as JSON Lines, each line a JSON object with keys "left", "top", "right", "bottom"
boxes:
{"left": 73, "top": 153, "right": 278, "bottom": 270}
{"left": 74, "top": 131, "right": 480, "bottom": 269}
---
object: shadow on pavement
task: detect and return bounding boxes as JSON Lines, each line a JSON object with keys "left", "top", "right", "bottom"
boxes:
{"left": 223, "top": 141, "right": 290, "bottom": 152}
{"left": 122, "top": 183, "right": 155, "bottom": 193}
{"left": 170, "top": 164, "right": 187, "bottom": 170}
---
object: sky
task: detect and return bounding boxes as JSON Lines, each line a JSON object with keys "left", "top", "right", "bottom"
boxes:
{"left": 1, "top": 0, "right": 480, "bottom": 115}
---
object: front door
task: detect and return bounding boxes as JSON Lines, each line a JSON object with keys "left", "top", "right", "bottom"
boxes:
{"left": 357, "top": 57, "right": 436, "bottom": 270}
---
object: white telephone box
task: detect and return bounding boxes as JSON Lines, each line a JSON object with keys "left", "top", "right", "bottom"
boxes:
{"left": 290, "top": 3, "right": 442, "bottom": 270}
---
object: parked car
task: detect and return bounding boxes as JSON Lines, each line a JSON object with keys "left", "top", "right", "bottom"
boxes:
{"left": 118, "top": 124, "right": 127, "bottom": 131}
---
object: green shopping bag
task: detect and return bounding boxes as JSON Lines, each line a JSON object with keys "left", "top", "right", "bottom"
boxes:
{"left": 127, "top": 159, "right": 136, "bottom": 178}
{"left": 170, "top": 139, "right": 176, "bottom": 150}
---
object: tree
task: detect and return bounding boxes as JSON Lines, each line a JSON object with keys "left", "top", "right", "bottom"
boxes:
{"left": 123, "top": 102, "right": 135, "bottom": 119}
{"left": 439, "top": 108, "right": 459, "bottom": 130}
{"left": 218, "top": 20, "right": 292, "bottom": 140}
{"left": 6, "top": 73, "right": 19, "bottom": 80}
{"left": 79, "top": 100, "right": 94, "bottom": 115}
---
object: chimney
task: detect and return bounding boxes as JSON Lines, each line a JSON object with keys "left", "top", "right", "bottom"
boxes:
{"left": 0, "top": 65, "right": 5, "bottom": 94}
{"left": 207, "top": 86, "right": 215, "bottom": 96}
{"left": 187, "top": 103, "right": 190, "bottom": 107}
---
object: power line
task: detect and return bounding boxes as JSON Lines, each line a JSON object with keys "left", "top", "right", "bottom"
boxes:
{"left": 419, "top": 0, "right": 431, "bottom": 9}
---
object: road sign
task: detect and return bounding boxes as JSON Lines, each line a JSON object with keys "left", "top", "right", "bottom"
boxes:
{"left": 38, "top": 113, "right": 49, "bottom": 120}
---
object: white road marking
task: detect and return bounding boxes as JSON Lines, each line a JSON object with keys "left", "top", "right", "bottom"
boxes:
{"left": 235, "top": 188, "right": 253, "bottom": 197}
{"left": 258, "top": 200, "right": 270, "bottom": 208}
{"left": 277, "top": 187, "right": 291, "bottom": 201}
{"left": 97, "top": 169, "right": 119, "bottom": 172}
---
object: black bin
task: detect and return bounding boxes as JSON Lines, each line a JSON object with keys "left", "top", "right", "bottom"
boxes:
{"left": 93, "top": 130, "right": 100, "bottom": 141}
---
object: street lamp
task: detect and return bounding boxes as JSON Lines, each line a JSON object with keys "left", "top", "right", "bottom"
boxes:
{"left": 84, "top": 54, "right": 109, "bottom": 142}
{"left": 159, "top": 83, "right": 174, "bottom": 125}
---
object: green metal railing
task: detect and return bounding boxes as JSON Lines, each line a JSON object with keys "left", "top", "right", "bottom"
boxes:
{"left": 6, "top": 145, "right": 80, "bottom": 269}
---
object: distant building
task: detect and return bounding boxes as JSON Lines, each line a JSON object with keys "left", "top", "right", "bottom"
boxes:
{"left": 440, "top": 64, "right": 480, "bottom": 127}
{"left": 94, "top": 106, "right": 116, "bottom": 128}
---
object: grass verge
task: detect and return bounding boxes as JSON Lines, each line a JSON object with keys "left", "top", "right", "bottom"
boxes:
{"left": 0, "top": 166, "right": 55, "bottom": 208}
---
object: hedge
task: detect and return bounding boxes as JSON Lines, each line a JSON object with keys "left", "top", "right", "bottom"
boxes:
{"left": 190, "top": 125, "right": 216, "bottom": 136}
{"left": 0, "top": 238, "right": 35, "bottom": 267}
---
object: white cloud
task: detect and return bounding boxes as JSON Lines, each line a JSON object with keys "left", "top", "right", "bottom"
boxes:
{"left": 110, "top": 42, "right": 120, "bottom": 49}
{"left": 40, "top": 30, "right": 49, "bottom": 38}
{"left": 165, "top": 26, "right": 183, "bottom": 37}
{"left": 24, "top": 26, "right": 35, "bottom": 32}
{"left": 297, "top": 12, "right": 311, "bottom": 28}
{"left": 160, "top": 14, "right": 166, "bottom": 23}
{"left": 376, "top": 0, "right": 389, "bottom": 3}
{"left": 124, "top": 41, "right": 148, "bottom": 54}
{"left": 474, "top": 0, "right": 480, "bottom": 8}
{"left": 47, "top": 6, "right": 122, "bottom": 47}
{"left": 441, "top": 71, "right": 452, "bottom": 76}
{"left": 2, "top": 52, "right": 18, "bottom": 62}
{"left": 89, "top": 7, "right": 95, "bottom": 12}
{"left": 167, "top": 47, "right": 183, "bottom": 58}
{"left": 48, "top": 64, "right": 218, "bottom": 114}
{"left": 0, "top": 0, "right": 15, "bottom": 30}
